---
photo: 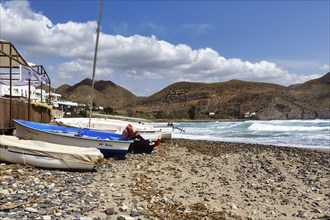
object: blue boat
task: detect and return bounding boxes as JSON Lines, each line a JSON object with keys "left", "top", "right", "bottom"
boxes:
{"left": 14, "top": 119, "right": 133, "bottom": 158}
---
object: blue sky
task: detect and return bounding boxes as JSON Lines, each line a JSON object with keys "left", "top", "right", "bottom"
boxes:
{"left": 0, "top": 0, "right": 329, "bottom": 96}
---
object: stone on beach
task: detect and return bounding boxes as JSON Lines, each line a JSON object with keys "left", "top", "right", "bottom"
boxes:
{"left": 0, "top": 139, "right": 329, "bottom": 219}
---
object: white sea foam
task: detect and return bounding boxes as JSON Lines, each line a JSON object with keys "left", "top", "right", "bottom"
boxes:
{"left": 248, "top": 122, "right": 328, "bottom": 132}
{"left": 172, "top": 119, "right": 330, "bottom": 151}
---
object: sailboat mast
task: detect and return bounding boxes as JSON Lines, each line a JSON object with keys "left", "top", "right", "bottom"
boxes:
{"left": 89, "top": 0, "right": 104, "bottom": 127}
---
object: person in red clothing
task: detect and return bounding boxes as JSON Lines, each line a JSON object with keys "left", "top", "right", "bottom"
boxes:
{"left": 120, "top": 124, "right": 138, "bottom": 140}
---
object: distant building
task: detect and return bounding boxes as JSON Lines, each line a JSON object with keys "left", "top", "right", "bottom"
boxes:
{"left": 0, "top": 84, "right": 49, "bottom": 103}
{"left": 50, "top": 92, "right": 85, "bottom": 112}
{"left": 0, "top": 63, "right": 83, "bottom": 112}
{"left": 245, "top": 112, "right": 256, "bottom": 118}
{"left": 0, "top": 84, "right": 33, "bottom": 100}
{"left": 0, "top": 60, "right": 50, "bottom": 102}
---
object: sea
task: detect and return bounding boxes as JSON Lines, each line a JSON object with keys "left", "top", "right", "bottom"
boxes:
{"left": 165, "top": 119, "right": 330, "bottom": 152}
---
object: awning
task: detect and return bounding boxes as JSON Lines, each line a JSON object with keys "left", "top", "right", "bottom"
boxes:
{"left": 0, "top": 39, "right": 51, "bottom": 86}
{"left": 0, "top": 39, "right": 29, "bottom": 68}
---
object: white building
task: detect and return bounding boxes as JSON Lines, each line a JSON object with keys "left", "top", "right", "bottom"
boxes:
{"left": 0, "top": 59, "right": 81, "bottom": 111}
{"left": 245, "top": 112, "right": 256, "bottom": 118}
{"left": 0, "top": 62, "right": 50, "bottom": 101}
{"left": 0, "top": 84, "right": 55, "bottom": 103}
{"left": 0, "top": 84, "right": 37, "bottom": 101}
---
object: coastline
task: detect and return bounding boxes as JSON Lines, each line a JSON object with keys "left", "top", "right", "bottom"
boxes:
{"left": 1, "top": 139, "right": 329, "bottom": 219}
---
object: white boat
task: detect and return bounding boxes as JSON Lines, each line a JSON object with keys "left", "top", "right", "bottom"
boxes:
{"left": 93, "top": 114, "right": 175, "bottom": 140}
{"left": 14, "top": 119, "right": 133, "bottom": 158}
{"left": 0, "top": 135, "right": 104, "bottom": 171}
{"left": 145, "top": 122, "right": 174, "bottom": 141}
{"left": 55, "top": 116, "right": 173, "bottom": 141}
{"left": 55, "top": 117, "right": 163, "bottom": 141}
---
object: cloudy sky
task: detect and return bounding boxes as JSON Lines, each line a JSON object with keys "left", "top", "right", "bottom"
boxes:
{"left": 0, "top": 0, "right": 329, "bottom": 96}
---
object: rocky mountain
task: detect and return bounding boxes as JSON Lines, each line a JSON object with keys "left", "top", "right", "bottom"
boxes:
{"left": 55, "top": 73, "right": 330, "bottom": 120}
{"left": 55, "top": 84, "right": 71, "bottom": 94}
{"left": 55, "top": 78, "right": 138, "bottom": 109}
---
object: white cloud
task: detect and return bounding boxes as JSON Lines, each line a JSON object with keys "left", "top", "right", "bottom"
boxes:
{"left": 56, "top": 59, "right": 114, "bottom": 80}
{"left": 0, "top": 0, "right": 324, "bottom": 95}
{"left": 1, "top": 0, "right": 97, "bottom": 58}
{"left": 57, "top": 60, "right": 92, "bottom": 79}
{"left": 1, "top": 0, "right": 51, "bottom": 45}
{"left": 319, "top": 64, "right": 329, "bottom": 72}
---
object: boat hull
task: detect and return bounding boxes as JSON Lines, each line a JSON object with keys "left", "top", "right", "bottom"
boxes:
{"left": 156, "top": 127, "right": 173, "bottom": 140}
{"left": 0, "top": 135, "right": 103, "bottom": 171}
{"left": 14, "top": 119, "right": 132, "bottom": 158}
{"left": 128, "top": 135, "right": 156, "bottom": 154}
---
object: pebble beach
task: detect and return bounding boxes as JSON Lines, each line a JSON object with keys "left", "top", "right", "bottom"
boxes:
{"left": 1, "top": 139, "right": 329, "bottom": 220}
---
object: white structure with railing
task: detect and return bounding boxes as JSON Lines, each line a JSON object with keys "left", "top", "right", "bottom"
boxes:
{"left": 0, "top": 84, "right": 37, "bottom": 101}
{"left": 1, "top": 63, "right": 82, "bottom": 110}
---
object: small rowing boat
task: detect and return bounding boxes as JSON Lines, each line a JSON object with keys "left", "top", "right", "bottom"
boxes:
{"left": 0, "top": 135, "right": 104, "bottom": 171}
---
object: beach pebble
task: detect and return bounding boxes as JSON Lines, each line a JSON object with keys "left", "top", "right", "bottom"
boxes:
{"left": 231, "top": 204, "right": 238, "bottom": 210}
{"left": 0, "top": 139, "right": 328, "bottom": 220}
{"left": 117, "top": 215, "right": 135, "bottom": 220}
{"left": 25, "top": 207, "right": 38, "bottom": 213}
{"left": 0, "top": 189, "right": 10, "bottom": 194}
{"left": 105, "top": 207, "right": 115, "bottom": 215}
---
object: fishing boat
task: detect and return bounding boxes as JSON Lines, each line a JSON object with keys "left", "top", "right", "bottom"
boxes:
{"left": 55, "top": 117, "right": 163, "bottom": 141}
{"left": 14, "top": 119, "right": 133, "bottom": 158}
{"left": 55, "top": 118, "right": 160, "bottom": 154}
{"left": 0, "top": 135, "right": 104, "bottom": 171}
{"left": 55, "top": 116, "right": 174, "bottom": 141}
{"left": 92, "top": 113, "right": 176, "bottom": 140}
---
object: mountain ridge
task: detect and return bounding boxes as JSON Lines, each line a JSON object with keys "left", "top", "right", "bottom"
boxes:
{"left": 55, "top": 72, "right": 330, "bottom": 120}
